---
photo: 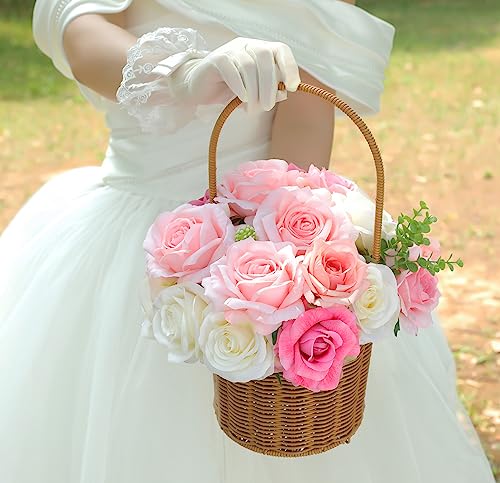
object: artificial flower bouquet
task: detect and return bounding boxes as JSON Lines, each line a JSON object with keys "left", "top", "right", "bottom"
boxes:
{"left": 140, "top": 159, "right": 463, "bottom": 393}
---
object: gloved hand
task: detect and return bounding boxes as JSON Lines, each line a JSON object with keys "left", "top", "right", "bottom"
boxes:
{"left": 154, "top": 37, "right": 301, "bottom": 112}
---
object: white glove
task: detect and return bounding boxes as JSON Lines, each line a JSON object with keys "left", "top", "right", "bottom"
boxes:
{"left": 154, "top": 37, "right": 301, "bottom": 112}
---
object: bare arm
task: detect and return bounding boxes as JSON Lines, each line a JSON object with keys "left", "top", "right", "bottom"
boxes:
{"left": 63, "top": 12, "right": 136, "bottom": 100}
{"left": 269, "top": 69, "right": 334, "bottom": 170}
{"left": 269, "top": 0, "right": 355, "bottom": 169}
{"left": 63, "top": 4, "right": 353, "bottom": 161}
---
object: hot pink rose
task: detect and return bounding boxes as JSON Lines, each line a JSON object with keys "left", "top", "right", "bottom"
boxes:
{"left": 287, "top": 164, "right": 358, "bottom": 195}
{"left": 251, "top": 187, "right": 357, "bottom": 254}
{"left": 275, "top": 306, "right": 360, "bottom": 392}
{"left": 396, "top": 268, "right": 440, "bottom": 334}
{"left": 144, "top": 203, "right": 235, "bottom": 283}
{"left": 216, "top": 159, "right": 290, "bottom": 217}
{"left": 202, "top": 239, "right": 306, "bottom": 335}
{"left": 303, "top": 239, "right": 369, "bottom": 306}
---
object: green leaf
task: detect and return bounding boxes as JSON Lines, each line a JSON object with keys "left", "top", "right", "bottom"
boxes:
{"left": 457, "top": 259, "right": 464, "bottom": 267}
{"left": 438, "top": 259, "right": 446, "bottom": 270}
{"left": 235, "top": 225, "right": 257, "bottom": 241}
{"left": 417, "top": 257, "right": 428, "bottom": 268}
{"left": 420, "top": 200, "right": 428, "bottom": 210}
{"left": 394, "top": 320, "right": 401, "bottom": 337}
{"left": 407, "top": 261, "right": 419, "bottom": 272}
{"left": 275, "top": 372, "right": 283, "bottom": 385}
{"left": 272, "top": 329, "right": 279, "bottom": 345}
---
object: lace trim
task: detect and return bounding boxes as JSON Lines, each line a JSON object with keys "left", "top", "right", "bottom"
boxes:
{"left": 116, "top": 27, "right": 208, "bottom": 133}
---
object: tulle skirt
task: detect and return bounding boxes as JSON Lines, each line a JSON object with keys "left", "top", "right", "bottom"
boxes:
{"left": 0, "top": 167, "right": 494, "bottom": 483}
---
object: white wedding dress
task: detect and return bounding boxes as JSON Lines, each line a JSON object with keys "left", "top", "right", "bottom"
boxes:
{"left": 0, "top": 1, "right": 495, "bottom": 482}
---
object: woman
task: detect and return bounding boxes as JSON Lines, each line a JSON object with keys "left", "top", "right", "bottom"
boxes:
{"left": 0, "top": 1, "right": 495, "bottom": 482}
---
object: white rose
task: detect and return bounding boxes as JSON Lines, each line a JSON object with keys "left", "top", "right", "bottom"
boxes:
{"left": 342, "top": 190, "right": 396, "bottom": 254}
{"left": 352, "top": 263, "right": 400, "bottom": 343}
{"left": 199, "top": 312, "right": 274, "bottom": 382}
{"left": 152, "top": 282, "right": 209, "bottom": 363}
{"left": 139, "top": 276, "right": 176, "bottom": 339}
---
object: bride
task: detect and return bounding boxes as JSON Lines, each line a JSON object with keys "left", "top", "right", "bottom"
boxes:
{"left": 0, "top": 0, "right": 495, "bottom": 482}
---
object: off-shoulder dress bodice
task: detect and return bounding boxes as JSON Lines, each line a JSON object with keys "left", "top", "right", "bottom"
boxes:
{"left": 87, "top": 1, "right": 276, "bottom": 201}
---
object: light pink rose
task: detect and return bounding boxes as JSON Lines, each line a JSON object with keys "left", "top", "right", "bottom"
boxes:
{"left": 287, "top": 164, "right": 358, "bottom": 195}
{"left": 275, "top": 306, "right": 360, "bottom": 392}
{"left": 287, "top": 162, "right": 306, "bottom": 172}
{"left": 202, "top": 239, "right": 306, "bottom": 335}
{"left": 396, "top": 268, "right": 440, "bottom": 334}
{"left": 420, "top": 238, "right": 441, "bottom": 260}
{"left": 251, "top": 186, "right": 357, "bottom": 253}
{"left": 144, "top": 203, "right": 235, "bottom": 283}
{"left": 216, "top": 159, "right": 290, "bottom": 217}
{"left": 302, "top": 239, "right": 369, "bottom": 306}
{"left": 409, "top": 238, "right": 442, "bottom": 262}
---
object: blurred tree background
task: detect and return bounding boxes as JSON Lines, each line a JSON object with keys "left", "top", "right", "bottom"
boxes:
{"left": 1, "top": 0, "right": 33, "bottom": 16}
{"left": 1, "top": 0, "right": 499, "bottom": 479}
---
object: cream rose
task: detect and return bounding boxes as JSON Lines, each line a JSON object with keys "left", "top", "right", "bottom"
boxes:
{"left": 152, "top": 282, "right": 209, "bottom": 363}
{"left": 342, "top": 190, "right": 396, "bottom": 254}
{"left": 352, "top": 263, "right": 400, "bottom": 343}
{"left": 199, "top": 312, "right": 274, "bottom": 382}
{"left": 139, "top": 276, "right": 176, "bottom": 338}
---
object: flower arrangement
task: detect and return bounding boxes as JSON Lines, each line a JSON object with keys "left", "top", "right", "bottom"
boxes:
{"left": 140, "top": 159, "right": 462, "bottom": 392}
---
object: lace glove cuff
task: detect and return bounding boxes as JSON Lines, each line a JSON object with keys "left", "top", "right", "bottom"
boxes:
{"left": 116, "top": 27, "right": 209, "bottom": 133}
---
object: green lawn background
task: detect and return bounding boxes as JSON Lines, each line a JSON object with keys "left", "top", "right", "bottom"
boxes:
{"left": 1, "top": 0, "right": 499, "bottom": 478}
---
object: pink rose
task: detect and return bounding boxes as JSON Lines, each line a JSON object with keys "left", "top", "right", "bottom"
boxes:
{"left": 275, "top": 306, "right": 360, "bottom": 392}
{"left": 216, "top": 159, "right": 290, "bottom": 217}
{"left": 409, "top": 238, "right": 441, "bottom": 262}
{"left": 251, "top": 187, "right": 357, "bottom": 253}
{"left": 396, "top": 268, "right": 440, "bottom": 334}
{"left": 202, "top": 239, "right": 306, "bottom": 335}
{"left": 287, "top": 164, "right": 358, "bottom": 195}
{"left": 188, "top": 189, "right": 210, "bottom": 206}
{"left": 287, "top": 162, "right": 306, "bottom": 172}
{"left": 420, "top": 238, "right": 441, "bottom": 260}
{"left": 303, "top": 239, "right": 369, "bottom": 306}
{"left": 144, "top": 203, "right": 235, "bottom": 283}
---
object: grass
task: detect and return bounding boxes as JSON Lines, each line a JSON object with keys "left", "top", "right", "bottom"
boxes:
{"left": 1, "top": 1, "right": 499, "bottom": 478}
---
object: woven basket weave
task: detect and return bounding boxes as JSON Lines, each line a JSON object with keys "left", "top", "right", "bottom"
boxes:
{"left": 207, "top": 82, "right": 385, "bottom": 458}
{"left": 213, "top": 343, "right": 372, "bottom": 457}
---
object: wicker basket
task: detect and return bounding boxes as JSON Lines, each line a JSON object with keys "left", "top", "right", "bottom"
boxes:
{"left": 213, "top": 343, "right": 372, "bottom": 457}
{"left": 207, "top": 82, "right": 385, "bottom": 458}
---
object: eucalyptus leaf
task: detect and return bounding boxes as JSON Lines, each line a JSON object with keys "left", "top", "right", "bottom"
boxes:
{"left": 409, "top": 262, "right": 419, "bottom": 272}
{"left": 275, "top": 373, "right": 283, "bottom": 385}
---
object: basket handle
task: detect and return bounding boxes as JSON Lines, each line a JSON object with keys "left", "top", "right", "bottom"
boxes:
{"left": 208, "top": 82, "right": 385, "bottom": 262}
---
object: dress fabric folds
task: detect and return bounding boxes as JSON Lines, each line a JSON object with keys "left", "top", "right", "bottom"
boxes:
{"left": 0, "top": 1, "right": 495, "bottom": 482}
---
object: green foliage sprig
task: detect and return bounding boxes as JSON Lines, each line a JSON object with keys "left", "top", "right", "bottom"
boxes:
{"left": 235, "top": 225, "right": 257, "bottom": 241}
{"left": 381, "top": 201, "right": 463, "bottom": 276}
